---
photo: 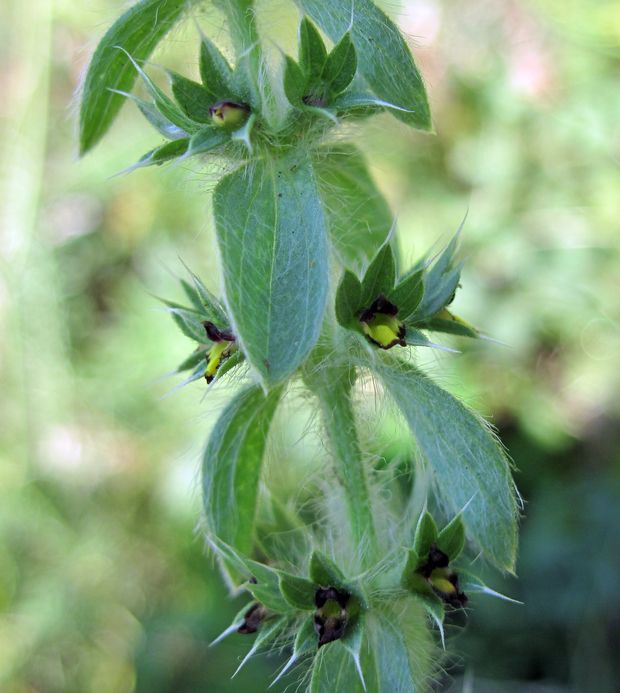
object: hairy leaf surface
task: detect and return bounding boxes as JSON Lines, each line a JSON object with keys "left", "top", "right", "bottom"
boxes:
{"left": 366, "top": 612, "right": 418, "bottom": 691}
{"left": 214, "top": 154, "right": 329, "bottom": 387}
{"left": 314, "top": 144, "right": 391, "bottom": 270}
{"left": 375, "top": 359, "right": 518, "bottom": 571}
{"left": 296, "top": 0, "right": 431, "bottom": 129}
{"left": 202, "top": 385, "right": 282, "bottom": 554}
{"left": 310, "top": 641, "right": 367, "bottom": 693}
{"left": 360, "top": 243, "right": 396, "bottom": 307}
{"left": 199, "top": 31, "right": 234, "bottom": 96}
{"left": 80, "top": 0, "right": 197, "bottom": 154}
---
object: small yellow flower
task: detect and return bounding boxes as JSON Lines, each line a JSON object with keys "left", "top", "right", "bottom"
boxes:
{"left": 359, "top": 295, "right": 406, "bottom": 349}
{"left": 418, "top": 544, "right": 468, "bottom": 608}
{"left": 203, "top": 321, "right": 236, "bottom": 384}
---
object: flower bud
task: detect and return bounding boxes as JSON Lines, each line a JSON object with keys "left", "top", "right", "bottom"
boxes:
{"left": 209, "top": 100, "right": 250, "bottom": 128}
{"left": 314, "top": 586, "right": 350, "bottom": 647}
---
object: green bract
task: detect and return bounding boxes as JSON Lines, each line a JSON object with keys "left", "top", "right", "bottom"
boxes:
{"left": 284, "top": 18, "right": 359, "bottom": 115}
{"left": 80, "top": 1, "right": 520, "bottom": 689}
{"left": 296, "top": 0, "right": 432, "bottom": 128}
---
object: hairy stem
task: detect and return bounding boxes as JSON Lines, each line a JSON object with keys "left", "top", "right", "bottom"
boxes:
{"left": 309, "top": 363, "right": 378, "bottom": 563}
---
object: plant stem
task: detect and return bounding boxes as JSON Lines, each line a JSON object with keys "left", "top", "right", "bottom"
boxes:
{"left": 309, "top": 363, "right": 378, "bottom": 563}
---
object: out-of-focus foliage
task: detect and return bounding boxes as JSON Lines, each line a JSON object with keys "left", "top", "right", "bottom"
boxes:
{"left": 1, "top": 0, "right": 618, "bottom": 691}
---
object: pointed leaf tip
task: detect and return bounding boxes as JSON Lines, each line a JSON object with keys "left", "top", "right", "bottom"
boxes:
{"left": 79, "top": 0, "right": 194, "bottom": 154}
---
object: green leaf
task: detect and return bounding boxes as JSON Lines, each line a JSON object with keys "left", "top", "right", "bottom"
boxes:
{"left": 167, "top": 305, "right": 207, "bottom": 342}
{"left": 430, "top": 229, "right": 460, "bottom": 277}
{"left": 212, "top": 347, "right": 244, "bottom": 382}
{"left": 335, "top": 270, "right": 362, "bottom": 328}
{"left": 178, "top": 360, "right": 208, "bottom": 387}
{"left": 202, "top": 385, "right": 282, "bottom": 554}
{"left": 199, "top": 32, "right": 234, "bottom": 96}
{"left": 299, "top": 17, "right": 328, "bottom": 77}
{"left": 283, "top": 56, "right": 307, "bottom": 107}
{"left": 208, "top": 537, "right": 294, "bottom": 613}
{"left": 230, "top": 112, "right": 256, "bottom": 154}
{"left": 313, "top": 144, "right": 392, "bottom": 270}
{"left": 180, "top": 279, "right": 204, "bottom": 312}
{"left": 389, "top": 269, "right": 424, "bottom": 321}
{"left": 295, "top": 614, "right": 319, "bottom": 653}
{"left": 366, "top": 611, "right": 418, "bottom": 691}
{"left": 400, "top": 558, "right": 450, "bottom": 648}
{"left": 340, "top": 616, "right": 366, "bottom": 688}
{"left": 111, "top": 90, "right": 187, "bottom": 139}
{"left": 401, "top": 553, "right": 428, "bottom": 592}
{"left": 310, "top": 608, "right": 424, "bottom": 692}
{"left": 213, "top": 153, "right": 329, "bottom": 387}
{"left": 189, "top": 274, "right": 224, "bottom": 320}
{"left": 120, "top": 49, "right": 202, "bottom": 134}
{"left": 413, "top": 592, "right": 446, "bottom": 647}
{"left": 272, "top": 615, "right": 318, "bottom": 686}
{"left": 360, "top": 243, "right": 396, "bottom": 308}
{"left": 402, "top": 326, "right": 457, "bottom": 354}
{"left": 205, "top": 535, "right": 250, "bottom": 582}
{"left": 169, "top": 71, "right": 214, "bottom": 122}
{"left": 296, "top": 0, "right": 431, "bottom": 129}
{"left": 437, "top": 515, "right": 466, "bottom": 561}
{"left": 322, "top": 32, "right": 357, "bottom": 95}
{"left": 418, "top": 311, "right": 479, "bottom": 339}
{"left": 412, "top": 232, "right": 462, "bottom": 321}
{"left": 279, "top": 573, "right": 317, "bottom": 610}
{"left": 413, "top": 512, "right": 438, "bottom": 559}
{"left": 414, "top": 267, "right": 460, "bottom": 321}
{"left": 309, "top": 551, "right": 347, "bottom": 589}
{"left": 374, "top": 359, "right": 519, "bottom": 572}
{"left": 210, "top": 602, "right": 255, "bottom": 647}
{"left": 179, "top": 268, "right": 228, "bottom": 325}
{"left": 230, "top": 47, "right": 261, "bottom": 108}
{"left": 331, "top": 91, "right": 414, "bottom": 114}
{"left": 176, "top": 347, "right": 207, "bottom": 373}
{"left": 131, "top": 138, "right": 189, "bottom": 170}
{"left": 79, "top": 0, "right": 196, "bottom": 154}
{"left": 310, "top": 641, "right": 367, "bottom": 693}
{"left": 244, "top": 559, "right": 295, "bottom": 614}
{"left": 186, "top": 126, "right": 230, "bottom": 157}
{"left": 459, "top": 570, "right": 523, "bottom": 605}
{"left": 233, "top": 616, "right": 287, "bottom": 677}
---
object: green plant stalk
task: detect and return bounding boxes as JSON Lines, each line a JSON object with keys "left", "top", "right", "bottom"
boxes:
{"left": 309, "top": 364, "right": 378, "bottom": 563}
{"left": 217, "top": 0, "right": 263, "bottom": 103}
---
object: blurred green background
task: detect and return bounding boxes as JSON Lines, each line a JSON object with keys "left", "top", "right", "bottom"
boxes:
{"left": 1, "top": 0, "right": 619, "bottom": 690}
